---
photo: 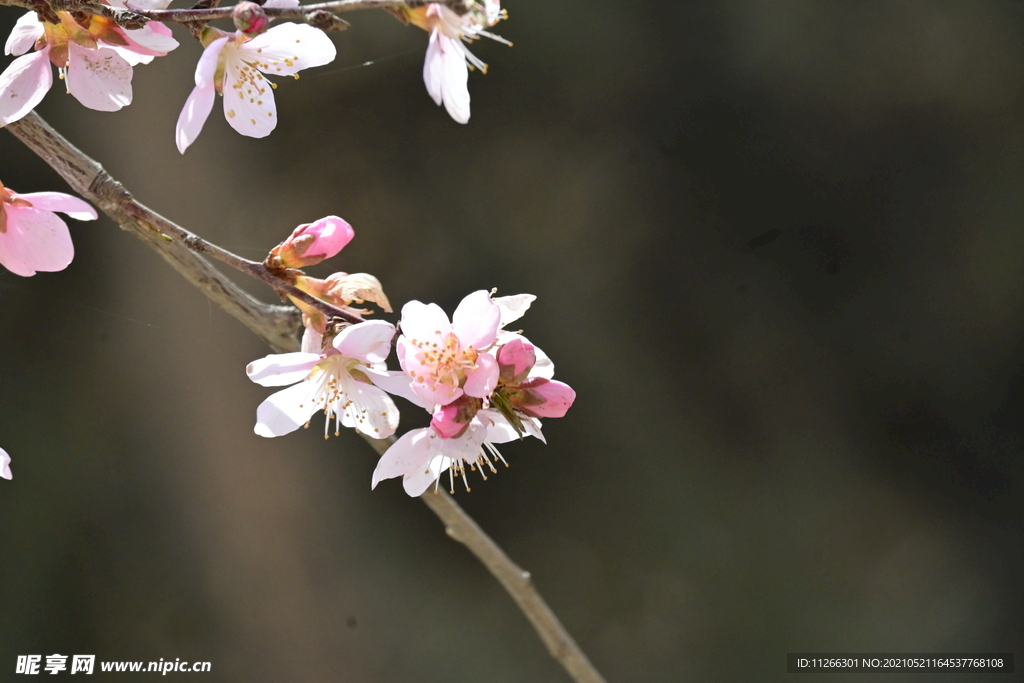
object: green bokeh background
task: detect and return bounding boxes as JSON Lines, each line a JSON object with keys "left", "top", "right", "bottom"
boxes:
{"left": 1, "top": 1, "right": 1022, "bottom": 681}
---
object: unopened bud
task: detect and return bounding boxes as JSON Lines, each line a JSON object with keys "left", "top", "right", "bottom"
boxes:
{"left": 269, "top": 216, "right": 354, "bottom": 269}
{"left": 233, "top": 1, "right": 269, "bottom": 35}
{"left": 430, "top": 397, "right": 481, "bottom": 439}
{"left": 497, "top": 338, "right": 535, "bottom": 384}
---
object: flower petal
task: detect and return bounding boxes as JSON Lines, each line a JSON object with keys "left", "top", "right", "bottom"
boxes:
{"left": 222, "top": 56, "right": 277, "bottom": 138}
{"left": 398, "top": 300, "right": 450, "bottom": 345}
{"left": 246, "top": 351, "right": 319, "bottom": 386}
{"left": 245, "top": 23, "right": 336, "bottom": 76}
{"left": 437, "top": 33, "right": 469, "bottom": 123}
{"left": 493, "top": 293, "right": 536, "bottom": 327}
{"left": 403, "top": 454, "right": 450, "bottom": 497}
{"left": 1, "top": 205, "right": 75, "bottom": 275}
{"left": 372, "top": 428, "right": 433, "bottom": 489}
{"left": 422, "top": 30, "right": 444, "bottom": 106}
{"left": 174, "top": 37, "right": 226, "bottom": 153}
{"left": 463, "top": 350, "right": 498, "bottom": 398}
{"left": 66, "top": 43, "right": 133, "bottom": 112}
{"left": 335, "top": 375, "right": 399, "bottom": 439}
{"left": 0, "top": 447, "right": 11, "bottom": 480}
{"left": 121, "top": 25, "right": 179, "bottom": 55}
{"left": 0, "top": 50, "right": 52, "bottom": 126}
{"left": 14, "top": 192, "right": 97, "bottom": 221}
{"left": 5, "top": 12, "right": 43, "bottom": 57}
{"left": 452, "top": 290, "right": 500, "bottom": 349}
{"left": 254, "top": 381, "right": 319, "bottom": 437}
{"left": 332, "top": 319, "right": 395, "bottom": 364}
{"left": 175, "top": 82, "right": 215, "bottom": 153}
{"left": 362, "top": 368, "right": 431, "bottom": 410}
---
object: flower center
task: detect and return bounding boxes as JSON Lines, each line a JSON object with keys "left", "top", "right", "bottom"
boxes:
{"left": 300, "top": 355, "right": 365, "bottom": 438}
{"left": 410, "top": 332, "right": 478, "bottom": 389}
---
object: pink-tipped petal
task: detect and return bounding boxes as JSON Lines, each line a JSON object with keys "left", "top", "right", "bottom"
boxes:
{"left": 254, "top": 382, "right": 319, "bottom": 437}
{"left": 5, "top": 12, "right": 43, "bottom": 56}
{"left": 1, "top": 205, "right": 75, "bottom": 275}
{"left": 14, "top": 192, "right": 97, "bottom": 221}
{"left": 245, "top": 23, "right": 336, "bottom": 76}
{"left": 0, "top": 50, "right": 52, "bottom": 126}
{"left": 246, "top": 351, "right": 319, "bottom": 386}
{"left": 333, "top": 320, "right": 395, "bottom": 365}
{"left": 121, "top": 26, "right": 179, "bottom": 55}
{"left": 0, "top": 447, "right": 11, "bottom": 480}
{"left": 452, "top": 290, "right": 500, "bottom": 349}
{"left": 372, "top": 428, "right": 433, "bottom": 489}
{"left": 463, "top": 351, "right": 499, "bottom": 398}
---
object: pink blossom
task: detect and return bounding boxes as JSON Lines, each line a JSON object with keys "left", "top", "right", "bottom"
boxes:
{"left": 0, "top": 181, "right": 97, "bottom": 277}
{"left": 175, "top": 23, "right": 336, "bottom": 153}
{"left": 406, "top": 1, "right": 510, "bottom": 123}
{"left": 0, "top": 10, "right": 177, "bottom": 125}
{"left": 372, "top": 408, "right": 542, "bottom": 496}
{"left": 271, "top": 215, "right": 354, "bottom": 268}
{"left": 1, "top": 447, "right": 11, "bottom": 480}
{"left": 247, "top": 320, "right": 401, "bottom": 439}
{"left": 397, "top": 290, "right": 502, "bottom": 408}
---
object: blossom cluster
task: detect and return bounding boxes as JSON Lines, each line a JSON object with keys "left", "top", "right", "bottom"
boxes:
{"left": 247, "top": 220, "right": 576, "bottom": 496}
{"left": 1, "top": 0, "right": 510, "bottom": 146}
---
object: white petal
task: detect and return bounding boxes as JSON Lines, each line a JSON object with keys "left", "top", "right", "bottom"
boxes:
{"left": 300, "top": 325, "right": 323, "bottom": 354}
{"left": 14, "top": 192, "right": 97, "bottom": 220}
{"left": 0, "top": 447, "right": 11, "bottom": 480}
{"left": 5, "top": 12, "right": 43, "bottom": 57}
{"left": 246, "top": 351, "right": 319, "bottom": 386}
{"left": 372, "top": 429, "right": 433, "bottom": 489}
{"left": 452, "top": 290, "right": 500, "bottom": 349}
{"left": 437, "top": 33, "right": 469, "bottom": 123}
{"left": 403, "top": 455, "right": 450, "bottom": 497}
{"left": 0, "top": 50, "right": 52, "bottom": 126}
{"left": 263, "top": 0, "right": 300, "bottom": 7}
{"left": 336, "top": 375, "right": 399, "bottom": 439}
{"left": 423, "top": 31, "right": 444, "bottom": 106}
{"left": 222, "top": 55, "right": 277, "bottom": 138}
{"left": 333, "top": 320, "right": 395, "bottom": 364}
{"left": 196, "top": 36, "right": 228, "bottom": 87}
{"left": 362, "top": 368, "right": 431, "bottom": 410}
{"left": 254, "top": 381, "right": 319, "bottom": 437}
{"left": 493, "top": 293, "right": 536, "bottom": 327}
{"left": 66, "top": 43, "right": 133, "bottom": 112}
{"left": 245, "top": 23, "right": 336, "bottom": 76}
{"left": 399, "top": 300, "right": 450, "bottom": 344}
{"left": 122, "top": 26, "right": 179, "bottom": 55}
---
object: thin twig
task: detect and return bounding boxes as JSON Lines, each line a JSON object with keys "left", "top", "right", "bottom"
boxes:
{"left": 4, "top": 112, "right": 607, "bottom": 683}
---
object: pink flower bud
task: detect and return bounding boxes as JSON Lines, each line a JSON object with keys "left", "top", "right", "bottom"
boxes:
{"left": 431, "top": 403, "right": 471, "bottom": 439}
{"left": 497, "top": 338, "right": 535, "bottom": 384}
{"left": 508, "top": 378, "right": 576, "bottom": 418}
{"left": 233, "top": 1, "right": 269, "bottom": 35}
{"left": 272, "top": 216, "right": 354, "bottom": 268}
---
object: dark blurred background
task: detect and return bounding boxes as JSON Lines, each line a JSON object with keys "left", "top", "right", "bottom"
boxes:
{"left": 1, "top": 1, "right": 1022, "bottom": 681}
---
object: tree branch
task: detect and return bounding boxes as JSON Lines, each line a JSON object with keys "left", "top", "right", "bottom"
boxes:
{"left": 0, "top": 0, "right": 471, "bottom": 28}
{"left": 4, "top": 112, "right": 607, "bottom": 683}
